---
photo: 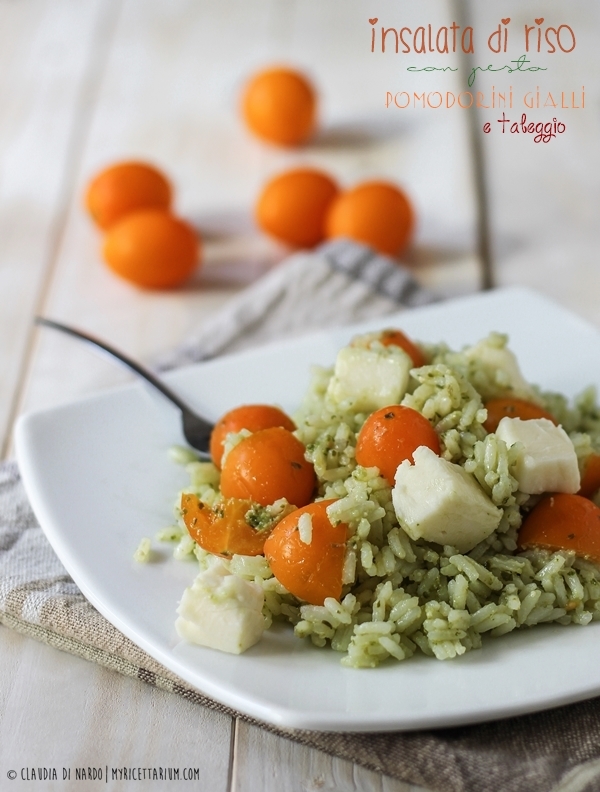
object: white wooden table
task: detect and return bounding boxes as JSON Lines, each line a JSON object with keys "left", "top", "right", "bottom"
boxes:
{"left": 1, "top": 1, "right": 597, "bottom": 789}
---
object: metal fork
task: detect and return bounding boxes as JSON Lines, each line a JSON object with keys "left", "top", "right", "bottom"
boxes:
{"left": 35, "top": 317, "right": 214, "bottom": 458}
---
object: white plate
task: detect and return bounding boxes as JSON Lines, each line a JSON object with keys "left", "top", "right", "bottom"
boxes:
{"left": 15, "top": 287, "right": 600, "bottom": 732}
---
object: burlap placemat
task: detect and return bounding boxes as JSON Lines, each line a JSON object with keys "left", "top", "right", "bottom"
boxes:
{"left": 3, "top": 241, "right": 600, "bottom": 792}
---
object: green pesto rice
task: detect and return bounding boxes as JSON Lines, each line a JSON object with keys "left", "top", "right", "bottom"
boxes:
{"left": 167, "top": 331, "right": 600, "bottom": 668}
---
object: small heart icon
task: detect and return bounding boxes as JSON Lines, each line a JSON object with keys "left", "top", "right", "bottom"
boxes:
{"left": 535, "top": 17, "right": 544, "bottom": 24}
{"left": 369, "top": 18, "right": 378, "bottom": 25}
{"left": 501, "top": 18, "right": 511, "bottom": 24}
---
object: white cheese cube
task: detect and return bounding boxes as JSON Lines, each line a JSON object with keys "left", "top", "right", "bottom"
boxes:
{"left": 464, "top": 338, "right": 534, "bottom": 400}
{"left": 326, "top": 346, "right": 412, "bottom": 412}
{"left": 495, "top": 417, "right": 580, "bottom": 495}
{"left": 392, "top": 446, "right": 502, "bottom": 553}
{"left": 176, "top": 559, "right": 265, "bottom": 654}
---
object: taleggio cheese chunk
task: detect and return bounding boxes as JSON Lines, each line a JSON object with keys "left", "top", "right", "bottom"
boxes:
{"left": 392, "top": 446, "right": 502, "bottom": 553}
{"left": 326, "top": 346, "right": 412, "bottom": 412}
{"left": 495, "top": 417, "right": 580, "bottom": 495}
{"left": 176, "top": 559, "right": 265, "bottom": 654}
{"left": 464, "top": 336, "right": 534, "bottom": 400}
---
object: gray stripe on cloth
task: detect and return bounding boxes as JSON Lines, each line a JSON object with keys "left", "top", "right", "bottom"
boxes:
{"left": 319, "top": 239, "right": 436, "bottom": 307}
{"left": 154, "top": 239, "right": 436, "bottom": 371}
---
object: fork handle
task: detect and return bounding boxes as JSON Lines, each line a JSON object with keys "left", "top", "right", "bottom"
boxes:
{"left": 34, "top": 317, "right": 213, "bottom": 433}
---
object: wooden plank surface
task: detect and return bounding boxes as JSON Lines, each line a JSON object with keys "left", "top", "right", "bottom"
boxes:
{"left": 469, "top": 0, "right": 600, "bottom": 327}
{"left": 233, "top": 721, "right": 428, "bottom": 792}
{"left": 0, "top": 0, "right": 117, "bottom": 458}
{"left": 17, "top": 0, "right": 482, "bottom": 420}
{"left": 0, "top": 629, "right": 232, "bottom": 792}
{"left": 0, "top": 2, "right": 485, "bottom": 790}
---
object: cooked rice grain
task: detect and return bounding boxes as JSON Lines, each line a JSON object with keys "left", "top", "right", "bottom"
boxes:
{"left": 174, "top": 331, "right": 600, "bottom": 666}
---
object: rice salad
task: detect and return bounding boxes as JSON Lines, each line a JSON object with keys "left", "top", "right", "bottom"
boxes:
{"left": 163, "top": 330, "right": 600, "bottom": 667}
